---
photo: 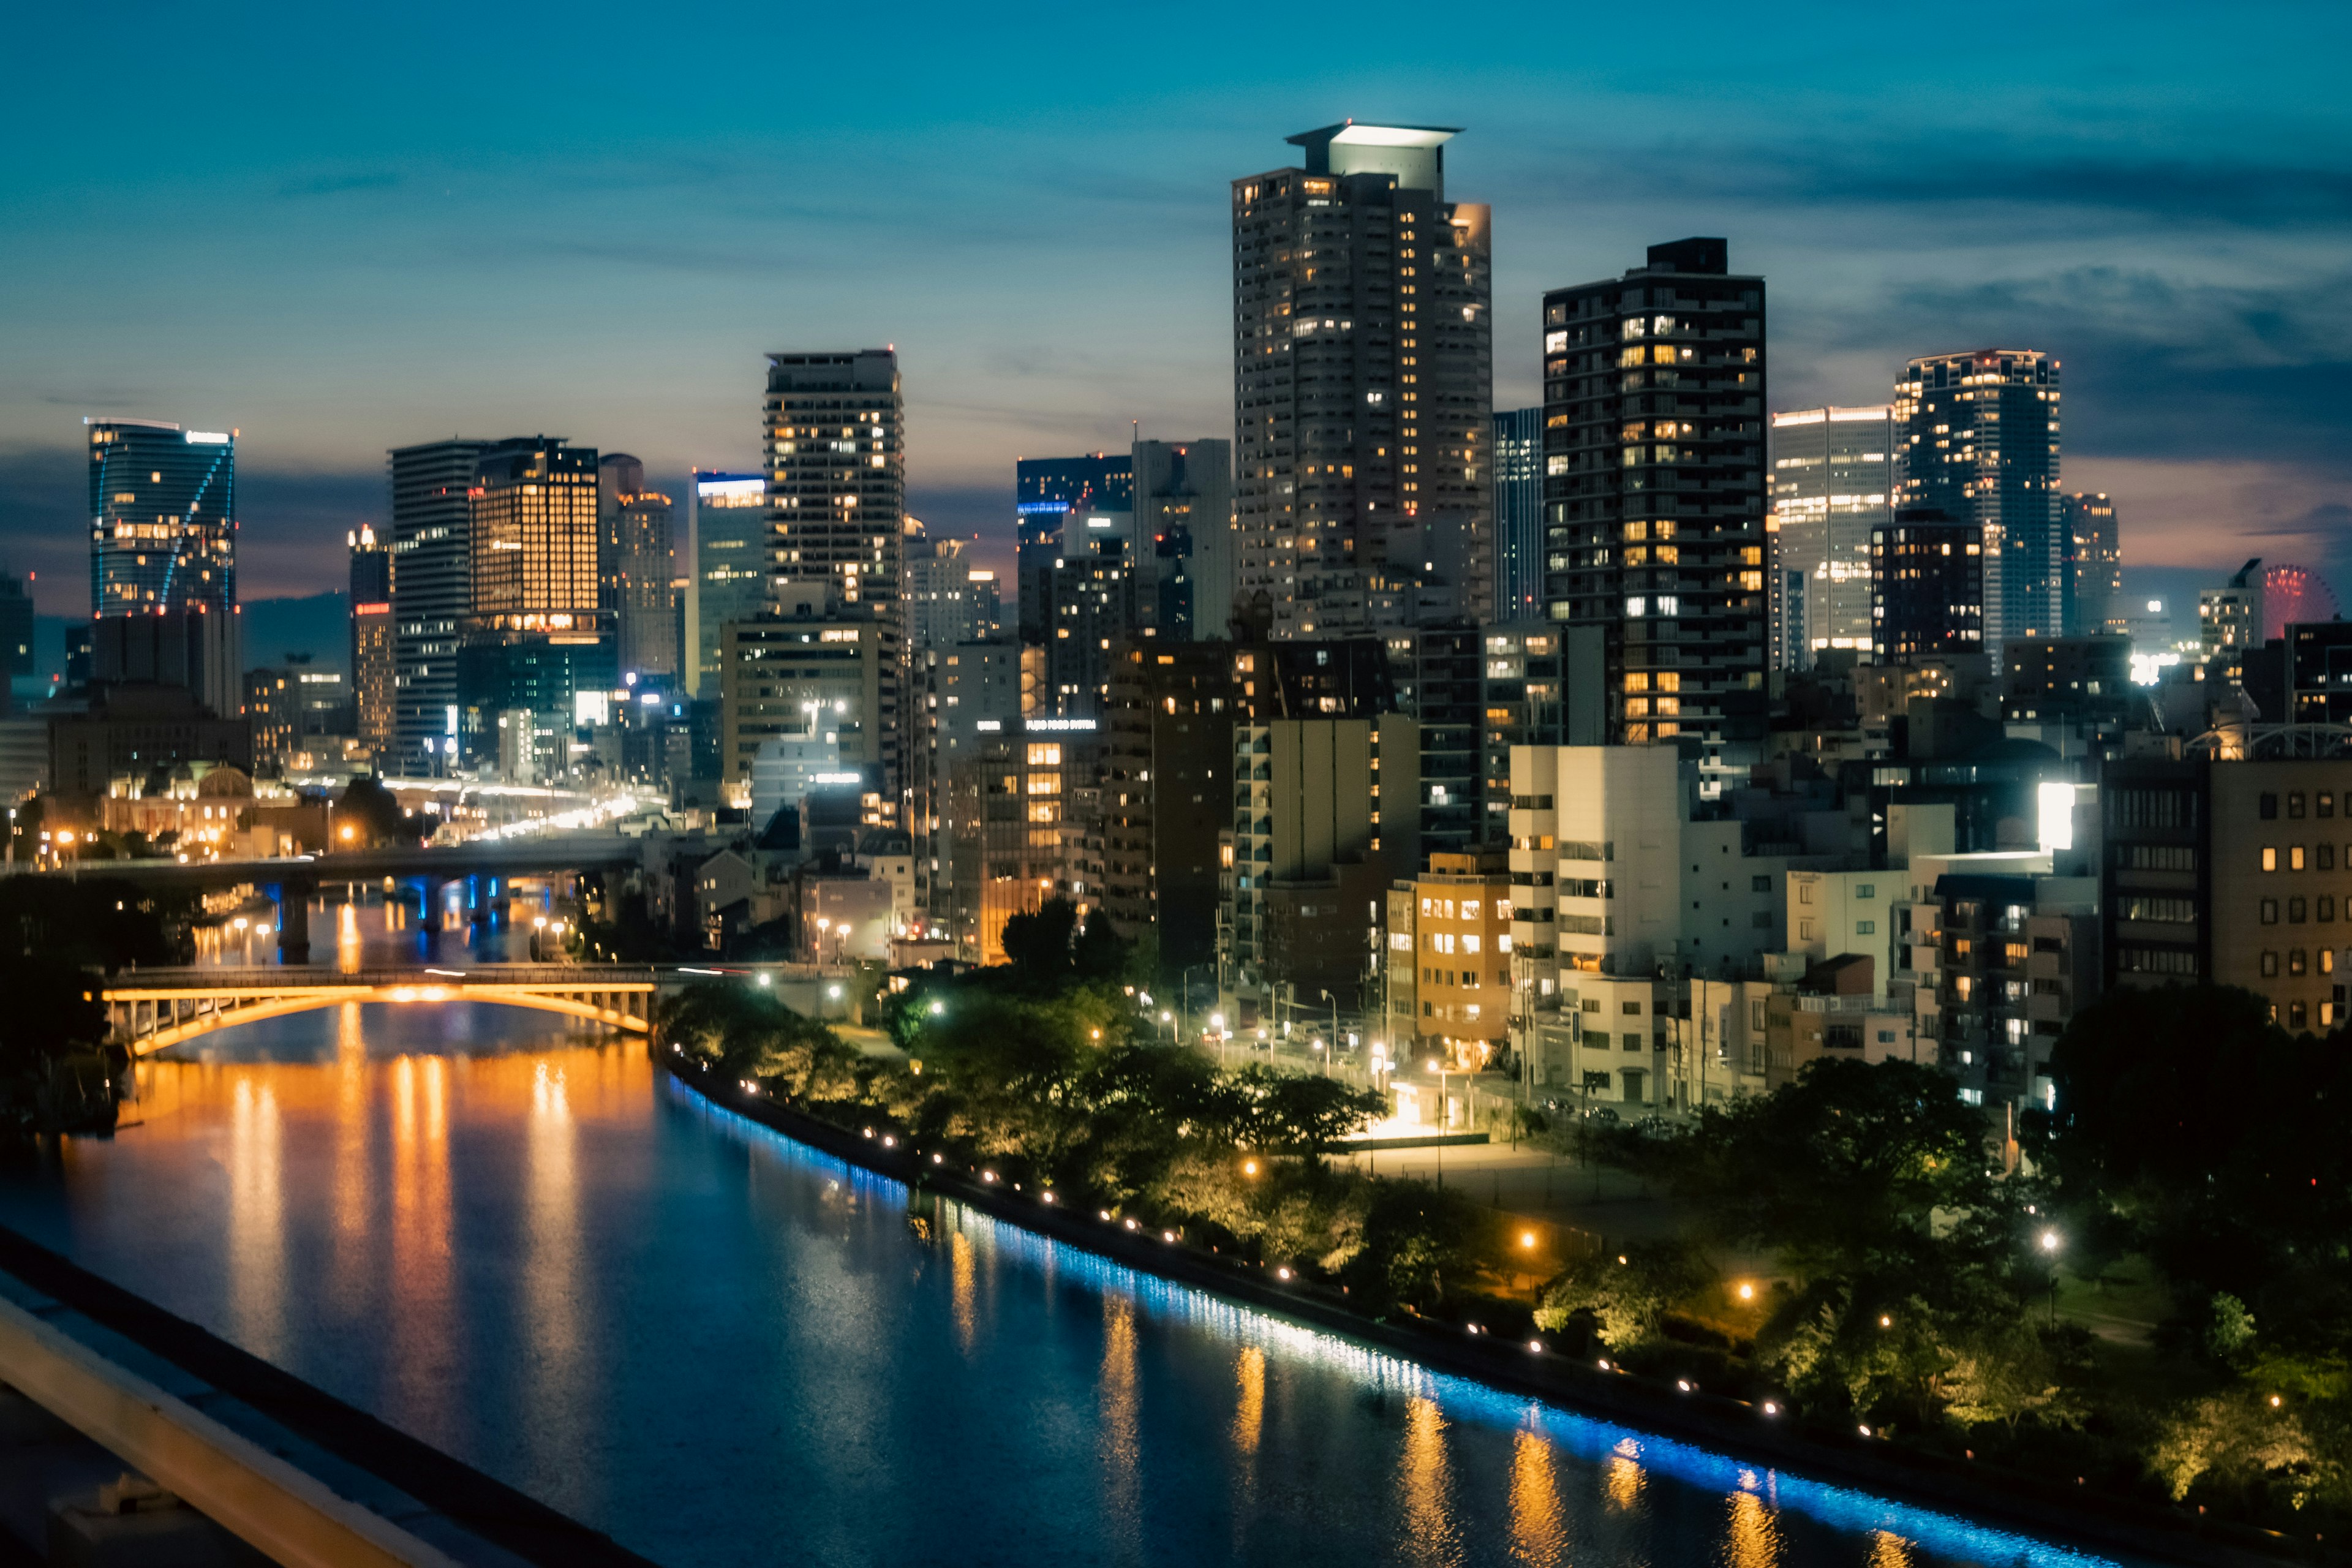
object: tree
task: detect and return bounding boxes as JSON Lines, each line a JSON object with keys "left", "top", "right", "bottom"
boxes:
{"left": 999, "top": 898, "right": 1079, "bottom": 990}
{"left": 334, "top": 775, "right": 413, "bottom": 848}
{"left": 0, "top": 957, "right": 116, "bottom": 1137}
{"left": 1536, "top": 1242, "right": 1713, "bottom": 1352}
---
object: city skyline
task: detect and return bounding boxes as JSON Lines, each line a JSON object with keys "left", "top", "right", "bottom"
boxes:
{"left": 1, "top": 5, "right": 2345, "bottom": 624}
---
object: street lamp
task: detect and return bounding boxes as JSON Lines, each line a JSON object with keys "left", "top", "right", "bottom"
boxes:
{"left": 2040, "top": 1228, "right": 2064, "bottom": 1324}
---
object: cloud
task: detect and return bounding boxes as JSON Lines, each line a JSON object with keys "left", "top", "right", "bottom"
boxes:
{"left": 276, "top": 171, "right": 401, "bottom": 198}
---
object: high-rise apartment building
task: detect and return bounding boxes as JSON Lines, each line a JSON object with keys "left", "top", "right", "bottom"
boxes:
{"left": 689, "top": 471, "right": 767, "bottom": 698}
{"left": 1770, "top": 405, "right": 1893, "bottom": 668}
{"left": 1232, "top": 123, "right": 1492, "bottom": 638}
{"left": 390, "top": 438, "right": 492, "bottom": 768}
{"left": 599, "top": 454, "right": 678, "bottom": 679}
{"left": 766, "top": 350, "right": 905, "bottom": 618}
{"left": 1894, "top": 349, "right": 2062, "bottom": 664}
{"left": 456, "top": 437, "right": 609, "bottom": 774}
{"left": 1493, "top": 407, "right": 1543, "bottom": 622}
{"left": 2061, "top": 492, "right": 2122, "bottom": 636}
{"left": 1871, "top": 512, "right": 1987, "bottom": 662}
{"left": 347, "top": 526, "right": 395, "bottom": 755}
{"left": 86, "top": 418, "right": 241, "bottom": 715}
{"left": 1540, "top": 238, "right": 1769, "bottom": 778}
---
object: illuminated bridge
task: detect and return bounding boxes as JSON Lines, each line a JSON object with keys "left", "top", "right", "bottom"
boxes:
{"left": 103, "top": 965, "right": 660, "bottom": 1055}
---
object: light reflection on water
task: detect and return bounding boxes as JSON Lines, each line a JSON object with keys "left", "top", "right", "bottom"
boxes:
{"left": 0, "top": 978, "right": 2146, "bottom": 1567}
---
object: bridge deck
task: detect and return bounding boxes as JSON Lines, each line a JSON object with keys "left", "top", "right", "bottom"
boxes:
{"left": 105, "top": 965, "right": 660, "bottom": 997}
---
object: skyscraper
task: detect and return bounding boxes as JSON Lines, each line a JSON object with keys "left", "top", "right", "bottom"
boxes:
{"left": 1540, "top": 238, "right": 1768, "bottom": 777}
{"left": 456, "top": 437, "right": 609, "bottom": 775}
{"left": 766, "top": 350, "right": 905, "bottom": 618}
{"left": 347, "top": 526, "right": 395, "bottom": 755}
{"left": 599, "top": 454, "right": 679, "bottom": 679}
{"left": 1016, "top": 455, "right": 1133, "bottom": 646}
{"left": 1133, "top": 439, "right": 1235, "bottom": 641}
{"left": 1232, "top": 123, "right": 1492, "bottom": 638}
{"left": 86, "top": 417, "right": 241, "bottom": 714}
{"left": 1769, "top": 405, "right": 1894, "bottom": 668}
{"left": 1894, "top": 349, "right": 2062, "bottom": 665}
{"left": 689, "top": 470, "right": 767, "bottom": 698}
{"left": 2060, "top": 492, "right": 2122, "bottom": 636}
{"left": 390, "top": 437, "right": 492, "bottom": 768}
{"left": 1492, "top": 407, "right": 1542, "bottom": 622}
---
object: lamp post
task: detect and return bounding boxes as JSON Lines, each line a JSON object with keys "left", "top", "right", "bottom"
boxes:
{"left": 1427, "top": 1057, "right": 1451, "bottom": 1188}
{"left": 2040, "top": 1228, "right": 2063, "bottom": 1324}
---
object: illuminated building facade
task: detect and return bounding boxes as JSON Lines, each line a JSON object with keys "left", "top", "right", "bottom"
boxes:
{"left": 456, "top": 437, "right": 612, "bottom": 772}
{"left": 1232, "top": 123, "right": 1492, "bottom": 638}
{"left": 86, "top": 418, "right": 241, "bottom": 714}
{"left": 1493, "top": 407, "right": 1543, "bottom": 622}
{"left": 390, "top": 437, "right": 492, "bottom": 767}
{"left": 348, "top": 526, "right": 396, "bottom": 754}
{"left": 1540, "top": 238, "right": 1770, "bottom": 778}
{"left": 1770, "top": 405, "right": 1892, "bottom": 668}
{"left": 1871, "top": 513, "right": 1986, "bottom": 661}
{"left": 598, "top": 454, "right": 678, "bottom": 679}
{"left": 1894, "top": 348, "right": 2062, "bottom": 665}
{"left": 2060, "top": 492, "right": 2122, "bottom": 636}
{"left": 690, "top": 471, "right": 767, "bottom": 698}
{"left": 766, "top": 350, "right": 905, "bottom": 618}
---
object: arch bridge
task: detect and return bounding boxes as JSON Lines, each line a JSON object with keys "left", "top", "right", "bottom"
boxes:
{"left": 103, "top": 965, "right": 660, "bottom": 1055}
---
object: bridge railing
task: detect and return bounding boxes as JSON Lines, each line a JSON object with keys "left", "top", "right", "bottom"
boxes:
{"left": 105, "top": 965, "right": 661, "bottom": 991}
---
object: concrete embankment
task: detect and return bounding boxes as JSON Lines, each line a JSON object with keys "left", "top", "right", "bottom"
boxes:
{"left": 0, "top": 1225, "right": 657, "bottom": 1568}
{"left": 662, "top": 1045, "right": 2335, "bottom": 1568}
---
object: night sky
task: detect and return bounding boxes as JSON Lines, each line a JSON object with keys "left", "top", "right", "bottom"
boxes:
{"left": 3, "top": 0, "right": 2344, "bottom": 630}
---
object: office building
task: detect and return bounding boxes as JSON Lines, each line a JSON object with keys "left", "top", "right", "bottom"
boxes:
{"left": 390, "top": 438, "right": 493, "bottom": 768}
{"left": 1134, "top": 439, "right": 1234, "bottom": 642}
{"left": 718, "top": 585, "right": 899, "bottom": 824}
{"left": 1540, "top": 238, "right": 1770, "bottom": 775}
{"left": 1770, "top": 405, "right": 1893, "bottom": 668}
{"left": 86, "top": 418, "right": 241, "bottom": 715}
{"left": 347, "top": 527, "right": 394, "bottom": 755}
{"left": 599, "top": 454, "right": 678, "bottom": 679}
{"left": 45, "top": 683, "right": 252, "bottom": 800}
{"left": 1233, "top": 123, "right": 1492, "bottom": 639}
{"left": 2060, "top": 492, "right": 2122, "bottom": 636}
{"left": 456, "top": 437, "right": 610, "bottom": 775}
{"left": 766, "top": 350, "right": 905, "bottom": 618}
{"left": 914, "top": 640, "right": 1023, "bottom": 914}
{"left": 1894, "top": 349, "right": 2062, "bottom": 663}
{"left": 1384, "top": 624, "right": 1482, "bottom": 864}
{"left": 906, "top": 532, "right": 1000, "bottom": 655}
{"left": 690, "top": 471, "right": 767, "bottom": 698}
{"left": 1477, "top": 622, "right": 1578, "bottom": 843}
{"left": 1872, "top": 511, "right": 1986, "bottom": 662}
{"left": 1016, "top": 454, "right": 1133, "bottom": 643}
{"left": 1493, "top": 407, "right": 1542, "bottom": 622}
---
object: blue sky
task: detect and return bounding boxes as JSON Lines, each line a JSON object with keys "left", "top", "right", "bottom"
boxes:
{"left": 2, "top": 0, "right": 2345, "bottom": 631}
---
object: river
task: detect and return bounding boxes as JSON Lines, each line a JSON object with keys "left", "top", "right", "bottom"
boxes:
{"left": 0, "top": 895, "right": 2141, "bottom": 1567}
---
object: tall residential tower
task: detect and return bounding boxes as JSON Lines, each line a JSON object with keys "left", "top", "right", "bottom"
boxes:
{"left": 1541, "top": 238, "right": 1768, "bottom": 780}
{"left": 1894, "top": 349, "right": 2062, "bottom": 665}
{"left": 1232, "top": 123, "right": 1491, "bottom": 638}
{"left": 766, "top": 350, "right": 905, "bottom": 619}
